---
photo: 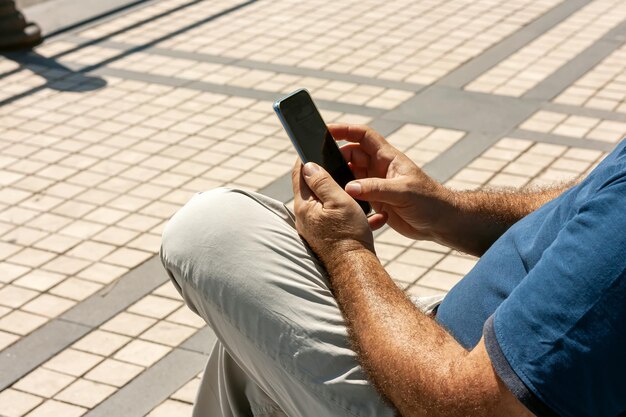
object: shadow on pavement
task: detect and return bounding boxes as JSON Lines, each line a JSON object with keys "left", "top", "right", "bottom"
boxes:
{"left": 0, "top": 50, "right": 106, "bottom": 106}
{"left": 1, "top": 49, "right": 106, "bottom": 91}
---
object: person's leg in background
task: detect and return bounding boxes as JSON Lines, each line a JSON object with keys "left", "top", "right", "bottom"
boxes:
{"left": 160, "top": 188, "right": 398, "bottom": 417}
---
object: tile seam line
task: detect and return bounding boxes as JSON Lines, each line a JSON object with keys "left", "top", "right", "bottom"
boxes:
{"left": 84, "top": 66, "right": 388, "bottom": 117}
{"left": 55, "top": 59, "right": 626, "bottom": 128}
{"left": 56, "top": 35, "right": 428, "bottom": 93}
{"left": 31, "top": 0, "right": 157, "bottom": 39}
{"left": 56, "top": 0, "right": 260, "bottom": 80}
{"left": 542, "top": 103, "right": 626, "bottom": 123}
{"left": 0, "top": 0, "right": 204, "bottom": 80}
{"left": 0, "top": 0, "right": 260, "bottom": 106}
{"left": 53, "top": 56, "right": 626, "bottom": 131}
{"left": 0, "top": 260, "right": 167, "bottom": 390}
{"left": 522, "top": 18, "right": 626, "bottom": 101}
{"left": 510, "top": 130, "right": 619, "bottom": 152}
{"left": 83, "top": 346, "right": 208, "bottom": 417}
{"left": 11, "top": 0, "right": 593, "bottom": 98}
{"left": 436, "top": 0, "right": 592, "bottom": 88}
{"left": 0, "top": 172, "right": 294, "bottom": 391}
{"left": 51, "top": 0, "right": 251, "bottom": 61}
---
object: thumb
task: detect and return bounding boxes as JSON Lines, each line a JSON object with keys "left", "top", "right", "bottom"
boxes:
{"left": 302, "top": 162, "right": 346, "bottom": 204}
{"left": 345, "top": 178, "right": 404, "bottom": 204}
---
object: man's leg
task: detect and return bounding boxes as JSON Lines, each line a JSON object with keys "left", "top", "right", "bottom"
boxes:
{"left": 160, "top": 188, "right": 397, "bottom": 417}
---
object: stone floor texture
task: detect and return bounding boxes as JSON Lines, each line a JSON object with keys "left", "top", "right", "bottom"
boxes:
{"left": 0, "top": 0, "right": 625, "bottom": 415}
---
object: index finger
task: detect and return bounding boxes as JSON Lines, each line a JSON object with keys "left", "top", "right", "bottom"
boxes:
{"left": 328, "top": 124, "right": 388, "bottom": 155}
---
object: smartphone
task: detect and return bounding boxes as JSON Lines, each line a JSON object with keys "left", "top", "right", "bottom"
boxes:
{"left": 274, "top": 89, "right": 371, "bottom": 215}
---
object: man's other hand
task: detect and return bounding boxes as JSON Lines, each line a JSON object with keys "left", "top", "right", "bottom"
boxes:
{"left": 331, "top": 124, "right": 452, "bottom": 242}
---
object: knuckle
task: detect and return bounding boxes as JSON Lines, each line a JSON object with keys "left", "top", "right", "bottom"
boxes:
{"left": 291, "top": 166, "right": 300, "bottom": 181}
{"left": 309, "top": 174, "right": 328, "bottom": 190}
{"left": 363, "top": 180, "right": 380, "bottom": 195}
{"left": 294, "top": 202, "right": 305, "bottom": 218}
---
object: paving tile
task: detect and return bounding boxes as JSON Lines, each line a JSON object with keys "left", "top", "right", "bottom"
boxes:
{"left": 92, "top": 226, "right": 139, "bottom": 246}
{"left": 43, "top": 348, "right": 104, "bottom": 377}
{"left": 0, "top": 262, "right": 31, "bottom": 284}
{"left": 140, "top": 321, "right": 197, "bottom": 347}
{"left": 50, "top": 278, "right": 102, "bottom": 301}
{"left": 0, "top": 329, "right": 20, "bottom": 350}
{"left": 152, "top": 283, "right": 182, "bottom": 300}
{"left": 0, "top": 285, "right": 39, "bottom": 308}
{"left": 435, "top": 255, "right": 478, "bottom": 276}
{"left": 21, "top": 294, "right": 76, "bottom": 317}
{"left": 84, "top": 358, "right": 144, "bottom": 387}
{"left": 147, "top": 399, "right": 193, "bottom": 417}
{"left": 166, "top": 306, "right": 206, "bottom": 329}
{"left": 72, "top": 330, "right": 131, "bottom": 356}
{"left": 406, "top": 285, "right": 446, "bottom": 298}
{"left": 0, "top": 310, "right": 47, "bottom": 335}
{"left": 0, "top": 388, "right": 43, "bottom": 417}
{"left": 24, "top": 399, "right": 86, "bottom": 417}
{"left": 58, "top": 220, "right": 107, "bottom": 240}
{"left": 42, "top": 255, "right": 91, "bottom": 275}
{"left": 467, "top": 0, "right": 626, "bottom": 96}
{"left": 384, "top": 261, "right": 427, "bottom": 284}
{"left": 13, "top": 368, "right": 76, "bottom": 397}
{"left": 77, "top": 262, "right": 128, "bottom": 285}
{"left": 416, "top": 270, "right": 464, "bottom": 292}
{"left": 555, "top": 43, "right": 626, "bottom": 114}
{"left": 32, "top": 234, "right": 81, "bottom": 254}
{"left": 395, "top": 249, "right": 446, "bottom": 268}
{"left": 101, "top": 247, "right": 153, "bottom": 268}
{"left": 171, "top": 377, "right": 200, "bottom": 404}
{"left": 128, "top": 295, "right": 182, "bottom": 319}
{"left": 113, "top": 339, "right": 171, "bottom": 367}
{"left": 13, "top": 270, "right": 66, "bottom": 292}
{"left": 19, "top": 195, "right": 62, "bottom": 212}
{"left": 66, "top": 241, "right": 116, "bottom": 261}
{"left": 54, "top": 379, "right": 116, "bottom": 408}
{"left": 8, "top": 248, "right": 57, "bottom": 268}
{"left": 101, "top": 312, "right": 157, "bottom": 337}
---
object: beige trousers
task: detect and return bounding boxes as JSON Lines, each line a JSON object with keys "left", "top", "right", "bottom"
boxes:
{"left": 160, "top": 188, "right": 444, "bottom": 417}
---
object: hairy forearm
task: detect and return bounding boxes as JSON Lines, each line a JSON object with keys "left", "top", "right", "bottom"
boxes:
{"left": 434, "top": 185, "right": 569, "bottom": 256}
{"left": 322, "top": 248, "right": 499, "bottom": 417}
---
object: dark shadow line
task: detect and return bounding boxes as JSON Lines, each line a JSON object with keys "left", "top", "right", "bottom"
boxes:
{"left": 0, "top": 0, "right": 257, "bottom": 107}
{"left": 79, "top": 0, "right": 258, "bottom": 74}
{"left": 0, "top": 50, "right": 107, "bottom": 107}
{"left": 0, "top": 0, "right": 212, "bottom": 81}
{"left": 45, "top": 0, "right": 153, "bottom": 39}
{"left": 48, "top": 0, "right": 211, "bottom": 62}
{"left": 0, "top": 84, "right": 48, "bottom": 108}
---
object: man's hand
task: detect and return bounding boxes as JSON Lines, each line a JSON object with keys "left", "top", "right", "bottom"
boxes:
{"left": 291, "top": 160, "right": 386, "bottom": 266}
{"left": 332, "top": 124, "right": 453, "bottom": 242}
{"left": 332, "top": 124, "right": 570, "bottom": 256}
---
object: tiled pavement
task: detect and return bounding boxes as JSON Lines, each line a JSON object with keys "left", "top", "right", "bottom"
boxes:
{"left": 0, "top": 0, "right": 625, "bottom": 415}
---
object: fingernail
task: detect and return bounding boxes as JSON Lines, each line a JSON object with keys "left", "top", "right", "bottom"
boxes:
{"left": 303, "top": 162, "right": 320, "bottom": 176}
{"left": 345, "top": 182, "right": 361, "bottom": 195}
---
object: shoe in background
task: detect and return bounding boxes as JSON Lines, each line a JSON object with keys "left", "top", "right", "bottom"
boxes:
{"left": 0, "top": 0, "right": 42, "bottom": 51}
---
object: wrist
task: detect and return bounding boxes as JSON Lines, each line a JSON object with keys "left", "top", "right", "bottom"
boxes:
{"left": 317, "top": 239, "right": 375, "bottom": 274}
{"left": 426, "top": 185, "right": 463, "bottom": 243}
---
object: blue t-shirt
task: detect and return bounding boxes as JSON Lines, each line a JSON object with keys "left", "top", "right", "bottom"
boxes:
{"left": 436, "top": 140, "right": 626, "bottom": 417}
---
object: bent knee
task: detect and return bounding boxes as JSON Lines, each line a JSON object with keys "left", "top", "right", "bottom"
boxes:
{"left": 161, "top": 188, "right": 257, "bottom": 266}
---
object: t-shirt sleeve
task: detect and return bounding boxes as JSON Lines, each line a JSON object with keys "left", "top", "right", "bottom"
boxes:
{"left": 483, "top": 173, "right": 626, "bottom": 417}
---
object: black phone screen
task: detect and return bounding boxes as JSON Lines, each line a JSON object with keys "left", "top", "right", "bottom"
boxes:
{"left": 276, "top": 90, "right": 371, "bottom": 214}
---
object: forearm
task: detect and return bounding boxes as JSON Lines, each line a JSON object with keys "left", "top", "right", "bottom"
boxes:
{"left": 434, "top": 185, "right": 569, "bottom": 256}
{"left": 323, "top": 248, "right": 499, "bottom": 417}
{"left": 292, "top": 157, "right": 529, "bottom": 416}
